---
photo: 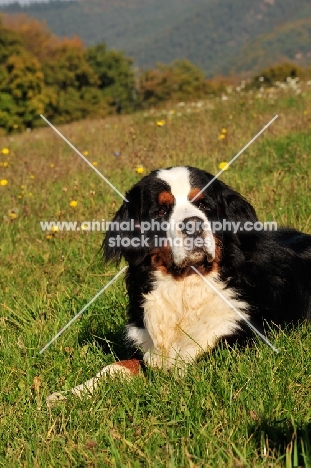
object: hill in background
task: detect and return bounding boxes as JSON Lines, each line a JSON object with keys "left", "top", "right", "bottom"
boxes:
{"left": 1, "top": 0, "right": 311, "bottom": 76}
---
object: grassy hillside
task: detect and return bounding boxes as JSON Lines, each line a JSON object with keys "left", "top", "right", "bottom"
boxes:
{"left": 2, "top": 0, "right": 311, "bottom": 76}
{"left": 231, "top": 19, "right": 311, "bottom": 75}
{"left": 1, "top": 78, "right": 311, "bottom": 465}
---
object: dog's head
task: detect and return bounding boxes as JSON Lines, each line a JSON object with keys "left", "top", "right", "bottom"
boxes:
{"left": 104, "top": 166, "right": 257, "bottom": 275}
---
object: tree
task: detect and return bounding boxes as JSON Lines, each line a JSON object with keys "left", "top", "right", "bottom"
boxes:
{"left": 0, "top": 20, "right": 47, "bottom": 132}
{"left": 86, "top": 43, "right": 135, "bottom": 111}
{"left": 0, "top": 16, "right": 23, "bottom": 62}
{"left": 139, "top": 59, "right": 209, "bottom": 105}
{"left": 252, "top": 62, "right": 304, "bottom": 87}
{"left": 2, "top": 13, "right": 60, "bottom": 61}
{"left": 43, "top": 42, "right": 102, "bottom": 123}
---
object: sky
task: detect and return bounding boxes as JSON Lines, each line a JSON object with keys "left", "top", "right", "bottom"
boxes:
{"left": 0, "top": 0, "right": 70, "bottom": 4}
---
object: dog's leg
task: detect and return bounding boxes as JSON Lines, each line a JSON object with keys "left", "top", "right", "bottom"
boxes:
{"left": 47, "top": 359, "right": 141, "bottom": 406}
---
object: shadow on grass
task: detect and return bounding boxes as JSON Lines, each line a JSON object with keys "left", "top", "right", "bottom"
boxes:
{"left": 77, "top": 320, "right": 141, "bottom": 362}
{"left": 249, "top": 419, "right": 311, "bottom": 466}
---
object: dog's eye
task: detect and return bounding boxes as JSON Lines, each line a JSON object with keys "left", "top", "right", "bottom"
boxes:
{"left": 196, "top": 201, "right": 208, "bottom": 211}
{"left": 157, "top": 207, "right": 167, "bottom": 217}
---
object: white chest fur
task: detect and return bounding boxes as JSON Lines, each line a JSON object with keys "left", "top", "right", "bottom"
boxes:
{"left": 127, "top": 271, "right": 249, "bottom": 369}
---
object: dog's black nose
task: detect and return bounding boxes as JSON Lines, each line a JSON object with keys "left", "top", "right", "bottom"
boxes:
{"left": 181, "top": 216, "right": 204, "bottom": 237}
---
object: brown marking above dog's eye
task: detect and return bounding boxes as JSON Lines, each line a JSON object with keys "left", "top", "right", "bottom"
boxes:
{"left": 188, "top": 188, "right": 205, "bottom": 201}
{"left": 158, "top": 191, "right": 174, "bottom": 206}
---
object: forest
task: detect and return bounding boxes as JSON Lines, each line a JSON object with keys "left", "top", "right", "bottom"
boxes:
{"left": 0, "top": 12, "right": 309, "bottom": 134}
{"left": 1, "top": 0, "right": 311, "bottom": 76}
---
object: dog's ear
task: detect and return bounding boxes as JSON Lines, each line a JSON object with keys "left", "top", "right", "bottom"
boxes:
{"left": 104, "top": 201, "right": 130, "bottom": 264}
{"left": 103, "top": 185, "right": 148, "bottom": 265}
{"left": 217, "top": 181, "right": 258, "bottom": 224}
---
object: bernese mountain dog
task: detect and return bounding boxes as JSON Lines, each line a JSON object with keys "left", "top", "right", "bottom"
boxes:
{"left": 48, "top": 166, "right": 311, "bottom": 401}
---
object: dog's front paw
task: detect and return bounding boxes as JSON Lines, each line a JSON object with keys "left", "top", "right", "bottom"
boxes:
{"left": 143, "top": 348, "right": 191, "bottom": 374}
{"left": 46, "top": 359, "right": 142, "bottom": 405}
{"left": 143, "top": 349, "right": 174, "bottom": 370}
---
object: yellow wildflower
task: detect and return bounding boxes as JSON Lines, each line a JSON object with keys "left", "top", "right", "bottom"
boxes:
{"left": 221, "top": 128, "right": 227, "bottom": 134}
{"left": 83, "top": 151, "right": 89, "bottom": 156}
{"left": 46, "top": 234, "right": 53, "bottom": 240}
{"left": 92, "top": 161, "right": 98, "bottom": 166}
{"left": 218, "top": 134, "right": 226, "bottom": 140}
{"left": 8, "top": 210, "right": 18, "bottom": 219}
{"left": 157, "top": 120, "right": 166, "bottom": 127}
{"left": 136, "top": 166, "right": 145, "bottom": 175}
{"left": 30, "top": 175, "right": 35, "bottom": 179}
{"left": 50, "top": 225, "right": 59, "bottom": 233}
{"left": 50, "top": 163, "right": 55, "bottom": 168}
{"left": 69, "top": 200, "right": 78, "bottom": 208}
{"left": 0, "top": 179, "right": 8, "bottom": 186}
{"left": 1, "top": 148, "right": 9, "bottom": 155}
{"left": 218, "top": 162, "right": 229, "bottom": 171}
{"left": 3, "top": 162, "right": 9, "bottom": 168}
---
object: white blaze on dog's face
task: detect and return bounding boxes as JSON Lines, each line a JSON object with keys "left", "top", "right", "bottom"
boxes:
{"left": 157, "top": 167, "right": 215, "bottom": 267}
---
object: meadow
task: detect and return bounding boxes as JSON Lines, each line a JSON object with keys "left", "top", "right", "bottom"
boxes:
{"left": 1, "top": 79, "right": 311, "bottom": 467}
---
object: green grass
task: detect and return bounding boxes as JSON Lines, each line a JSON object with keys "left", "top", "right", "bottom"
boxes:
{"left": 1, "top": 83, "right": 311, "bottom": 467}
